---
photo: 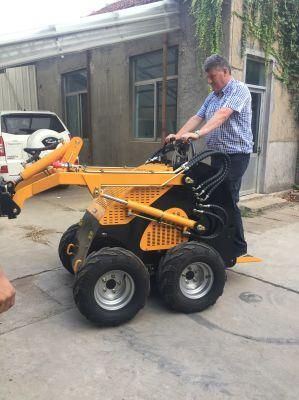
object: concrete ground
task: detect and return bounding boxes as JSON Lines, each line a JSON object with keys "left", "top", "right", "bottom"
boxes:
{"left": 0, "top": 187, "right": 298, "bottom": 400}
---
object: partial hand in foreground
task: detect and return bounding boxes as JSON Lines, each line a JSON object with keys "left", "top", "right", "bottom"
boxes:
{"left": 0, "top": 271, "right": 16, "bottom": 314}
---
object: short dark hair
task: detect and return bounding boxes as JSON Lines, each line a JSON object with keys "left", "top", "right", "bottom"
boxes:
{"left": 203, "top": 54, "right": 231, "bottom": 74}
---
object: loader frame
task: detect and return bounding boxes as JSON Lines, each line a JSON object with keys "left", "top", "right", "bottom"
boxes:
{"left": 0, "top": 137, "right": 262, "bottom": 326}
{"left": 1, "top": 137, "right": 260, "bottom": 273}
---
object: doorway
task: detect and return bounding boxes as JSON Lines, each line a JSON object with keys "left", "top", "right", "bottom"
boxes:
{"left": 241, "top": 57, "right": 268, "bottom": 195}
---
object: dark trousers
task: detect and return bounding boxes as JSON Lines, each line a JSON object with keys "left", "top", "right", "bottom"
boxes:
{"left": 211, "top": 153, "right": 250, "bottom": 257}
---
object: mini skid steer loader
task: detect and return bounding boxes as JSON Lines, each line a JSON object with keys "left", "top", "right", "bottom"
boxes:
{"left": 0, "top": 137, "right": 256, "bottom": 326}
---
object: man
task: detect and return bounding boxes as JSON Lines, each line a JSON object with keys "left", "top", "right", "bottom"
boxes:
{"left": 0, "top": 270, "right": 16, "bottom": 313}
{"left": 166, "top": 54, "right": 253, "bottom": 258}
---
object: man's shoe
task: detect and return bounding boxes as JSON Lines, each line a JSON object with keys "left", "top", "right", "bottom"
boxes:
{"left": 236, "top": 254, "right": 263, "bottom": 263}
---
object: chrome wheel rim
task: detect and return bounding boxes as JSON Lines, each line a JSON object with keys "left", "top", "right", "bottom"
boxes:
{"left": 179, "top": 262, "right": 214, "bottom": 299}
{"left": 94, "top": 269, "right": 135, "bottom": 311}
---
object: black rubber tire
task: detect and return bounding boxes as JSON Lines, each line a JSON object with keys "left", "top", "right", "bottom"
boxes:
{"left": 58, "top": 223, "right": 79, "bottom": 274}
{"left": 73, "top": 247, "right": 150, "bottom": 326}
{"left": 157, "top": 241, "right": 226, "bottom": 313}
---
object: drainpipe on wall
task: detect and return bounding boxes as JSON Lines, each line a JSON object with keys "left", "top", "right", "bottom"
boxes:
{"left": 161, "top": 33, "right": 168, "bottom": 142}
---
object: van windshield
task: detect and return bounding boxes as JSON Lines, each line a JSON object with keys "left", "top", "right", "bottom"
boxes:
{"left": 1, "top": 114, "right": 65, "bottom": 135}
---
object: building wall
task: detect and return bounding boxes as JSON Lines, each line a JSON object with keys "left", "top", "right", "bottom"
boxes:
{"left": 36, "top": 52, "right": 91, "bottom": 162}
{"left": 89, "top": 32, "right": 181, "bottom": 166}
{"left": 34, "top": 0, "right": 298, "bottom": 192}
{"left": 35, "top": 3, "right": 209, "bottom": 166}
{"left": 265, "top": 83, "right": 298, "bottom": 192}
{"left": 88, "top": 2, "right": 208, "bottom": 166}
{"left": 0, "top": 65, "right": 38, "bottom": 111}
{"left": 229, "top": 0, "right": 298, "bottom": 193}
{"left": 36, "top": 53, "right": 87, "bottom": 115}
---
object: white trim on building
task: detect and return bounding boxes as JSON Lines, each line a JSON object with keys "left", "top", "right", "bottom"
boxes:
{"left": 0, "top": 0, "right": 180, "bottom": 69}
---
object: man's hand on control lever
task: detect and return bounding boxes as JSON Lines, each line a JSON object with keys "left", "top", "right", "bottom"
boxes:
{"left": 164, "top": 133, "right": 177, "bottom": 144}
{"left": 165, "top": 131, "right": 200, "bottom": 144}
{"left": 180, "top": 132, "right": 199, "bottom": 142}
{"left": 165, "top": 114, "right": 204, "bottom": 144}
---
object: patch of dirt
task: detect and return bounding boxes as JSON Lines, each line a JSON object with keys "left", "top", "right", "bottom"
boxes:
{"left": 282, "top": 189, "right": 299, "bottom": 202}
{"left": 240, "top": 206, "right": 263, "bottom": 218}
{"left": 20, "top": 225, "right": 56, "bottom": 245}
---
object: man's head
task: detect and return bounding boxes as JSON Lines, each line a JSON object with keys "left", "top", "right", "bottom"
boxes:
{"left": 203, "top": 54, "right": 232, "bottom": 92}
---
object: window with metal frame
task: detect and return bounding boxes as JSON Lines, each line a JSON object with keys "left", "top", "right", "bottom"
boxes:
{"left": 63, "top": 70, "right": 88, "bottom": 139}
{"left": 132, "top": 47, "right": 178, "bottom": 141}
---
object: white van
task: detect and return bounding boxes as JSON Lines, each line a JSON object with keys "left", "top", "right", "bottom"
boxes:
{"left": 0, "top": 111, "right": 71, "bottom": 181}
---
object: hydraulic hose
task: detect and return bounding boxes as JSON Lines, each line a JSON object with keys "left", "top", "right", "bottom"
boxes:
{"left": 195, "top": 203, "right": 229, "bottom": 225}
{"left": 199, "top": 156, "right": 230, "bottom": 200}
{"left": 185, "top": 150, "right": 231, "bottom": 201}
{"left": 193, "top": 209, "right": 225, "bottom": 239}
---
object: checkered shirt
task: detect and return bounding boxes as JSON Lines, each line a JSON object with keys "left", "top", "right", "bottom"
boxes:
{"left": 197, "top": 79, "right": 253, "bottom": 154}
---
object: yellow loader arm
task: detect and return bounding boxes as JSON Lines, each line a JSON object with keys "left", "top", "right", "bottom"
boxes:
{"left": 0, "top": 138, "right": 185, "bottom": 227}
